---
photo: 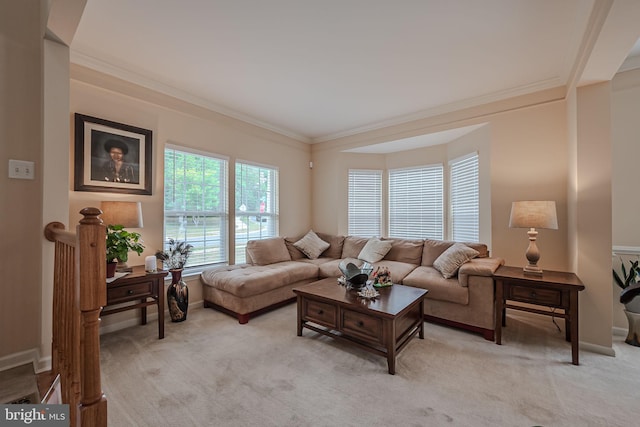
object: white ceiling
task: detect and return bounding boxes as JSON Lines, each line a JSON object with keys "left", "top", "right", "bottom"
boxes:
{"left": 70, "top": 0, "right": 639, "bottom": 145}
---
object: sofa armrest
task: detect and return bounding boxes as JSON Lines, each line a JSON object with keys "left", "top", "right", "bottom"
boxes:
{"left": 458, "top": 257, "right": 505, "bottom": 287}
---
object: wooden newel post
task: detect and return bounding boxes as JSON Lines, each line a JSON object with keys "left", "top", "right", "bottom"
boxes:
{"left": 76, "top": 207, "right": 108, "bottom": 426}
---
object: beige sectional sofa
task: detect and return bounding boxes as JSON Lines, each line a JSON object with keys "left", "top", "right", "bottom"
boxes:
{"left": 200, "top": 232, "right": 504, "bottom": 339}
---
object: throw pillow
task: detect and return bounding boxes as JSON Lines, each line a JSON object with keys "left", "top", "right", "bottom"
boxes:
{"left": 246, "top": 237, "right": 291, "bottom": 266}
{"left": 293, "top": 230, "right": 330, "bottom": 259}
{"left": 357, "top": 238, "right": 393, "bottom": 263}
{"left": 433, "top": 243, "right": 479, "bottom": 279}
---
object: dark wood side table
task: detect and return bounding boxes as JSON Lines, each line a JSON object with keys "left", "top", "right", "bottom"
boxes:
{"left": 102, "top": 265, "right": 168, "bottom": 339}
{"left": 493, "top": 265, "right": 585, "bottom": 365}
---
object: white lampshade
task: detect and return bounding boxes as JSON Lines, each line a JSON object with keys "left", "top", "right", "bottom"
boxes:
{"left": 509, "top": 201, "right": 558, "bottom": 230}
{"left": 100, "top": 201, "right": 143, "bottom": 228}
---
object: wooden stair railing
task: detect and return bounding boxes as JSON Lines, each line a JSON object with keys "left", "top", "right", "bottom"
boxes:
{"left": 43, "top": 207, "right": 107, "bottom": 427}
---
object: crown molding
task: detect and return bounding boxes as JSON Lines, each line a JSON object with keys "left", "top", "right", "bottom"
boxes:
{"left": 618, "top": 55, "right": 640, "bottom": 73}
{"left": 567, "top": 0, "right": 614, "bottom": 89}
{"left": 71, "top": 49, "right": 565, "bottom": 146}
{"left": 70, "top": 50, "right": 311, "bottom": 143}
{"left": 312, "top": 77, "right": 564, "bottom": 144}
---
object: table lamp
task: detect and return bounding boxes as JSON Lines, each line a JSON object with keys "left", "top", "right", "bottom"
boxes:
{"left": 509, "top": 201, "right": 557, "bottom": 275}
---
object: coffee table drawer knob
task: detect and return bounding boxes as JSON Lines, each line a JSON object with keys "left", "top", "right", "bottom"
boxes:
{"left": 318, "top": 309, "right": 323, "bottom": 315}
{"left": 357, "top": 320, "right": 364, "bottom": 327}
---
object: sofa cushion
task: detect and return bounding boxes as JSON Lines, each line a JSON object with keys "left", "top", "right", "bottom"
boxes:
{"left": 422, "top": 239, "right": 488, "bottom": 266}
{"left": 246, "top": 237, "right": 291, "bottom": 266}
{"left": 284, "top": 236, "right": 307, "bottom": 260}
{"left": 318, "top": 257, "right": 359, "bottom": 278}
{"left": 286, "top": 232, "right": 345, "bottom": 260}
{"left": 372, "top": 260, "right": 418, "bottom": 284}
{"left": 341, "top": 236, "right": 370, "bottom": 258}
{"left": 402, "top": 266, "right": 469, "bottom": 305}
{"left": 358, "top": 238, "right": 393, "bottom": 263}
{"left": 293, "top": 230, "right": 330, "bottom": 259}
{"left": 381, "top": 238, "right": 424, "bottom": 264}
{"left": 316, "top": 232, "right": 345, "bottom": 259}
{"left": 201, "top": 261, "right": 318, "bottom": 298}
{"left": 433, "top": 243, "right": 479, "bottom": 278}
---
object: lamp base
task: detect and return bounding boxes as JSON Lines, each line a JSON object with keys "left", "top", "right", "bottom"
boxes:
{"left": 523, "top": 265, "right": 543, "bottom": 276}
{"left": 523, "top": 228, "right": 543, "bottom": 276}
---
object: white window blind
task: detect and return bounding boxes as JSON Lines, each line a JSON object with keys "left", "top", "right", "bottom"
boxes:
{"left": 163, "top": 146, "right": 228, "bottom": 269}
{"left": 389, "top": 165, "right": 443, "bottom": 239}
{"left": 348, "top": 169, "right": 382, "bottom": 237}
{"left": 235, "top": 161, "right": 279, "bottom": 263}
{"left": 450, "top": 153, "right": 479, "bottom": 242}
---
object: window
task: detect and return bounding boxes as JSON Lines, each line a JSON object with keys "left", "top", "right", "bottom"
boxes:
{"left": 163, "top": 146, "right": 228, "bottom": 269}
{"left": 388, "top": 165, "right": 443, "bottom": 239}
{"left": 235, "top": 161, "right": 279, "bottom": 263}
{"left": 450, "top": 153, "right": 479, "bottom": 242}
{"left": 348, "top": 169, "right": 382, "bottom": 237}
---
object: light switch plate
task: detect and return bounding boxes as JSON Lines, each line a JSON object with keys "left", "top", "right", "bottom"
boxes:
{"left": 8, "top": 159, "right": 35, "bottom": 180}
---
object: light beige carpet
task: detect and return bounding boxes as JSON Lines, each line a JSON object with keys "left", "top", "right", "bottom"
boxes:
{"left": 100, "top": 303, "right": 639, "bottom": 426}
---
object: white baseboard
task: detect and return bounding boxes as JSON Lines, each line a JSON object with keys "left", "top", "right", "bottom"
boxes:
{"left": 0, "top": 349, "right": 39, "bottom": 374}
{"left": 613, "top": 326, "right": 628, "bottom": 336}
{"left": 612, "top": 245, "right": 640, "bottom": 255}
{"left": 580, "top": 340, "right": 616, "bottom": 357}
{"left": 36, "top": 356, "right": 51, "bottom": 374}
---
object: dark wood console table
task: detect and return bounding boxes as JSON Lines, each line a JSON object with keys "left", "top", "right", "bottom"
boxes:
{"left": 493, "top": 265, "right": 585, "bottom": 365}
{"left": 102, "top": 265, "right": 168, "bottom": 339}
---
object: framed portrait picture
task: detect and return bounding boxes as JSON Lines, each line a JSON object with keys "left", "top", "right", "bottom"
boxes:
{"left": 74, "top": 113, "right": 153, "bottom": 195}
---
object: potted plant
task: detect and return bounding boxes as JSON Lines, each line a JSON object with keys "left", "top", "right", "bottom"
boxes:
{"left": 613, "top": 257, "right": 640, "bottom": 312}
{"left": 106, "top": 224, "right": 145, "bottom": 277}
{"left": 156, "top": 239, "right": 194, "bottom": 322}
{"left": 613, "top": 256, "right": 640, "bottom": 346}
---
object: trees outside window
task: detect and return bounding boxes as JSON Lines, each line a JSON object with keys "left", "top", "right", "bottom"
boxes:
{"left": 163, "top": 146, "right": 228, "bottom": 269}
{"left": 235, "top": 162, "right": 279, "bottom": 263}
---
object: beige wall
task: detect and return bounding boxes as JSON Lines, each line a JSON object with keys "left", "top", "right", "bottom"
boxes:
{"left": 612, "top": 69, "right": 640, "bottom": 246}
{"left": 311, "top": 92, "right": 619, "bottom": 352}
{"left": 611, "top": 68, "right": 640, "bottom": 330}
{"left": 312, "top": 98, "right": 569, "bottom": 271}
{"left": 574, "top": 82, "right": 613, "bottom": 352}
{"left": 40, "top": 37, "right": 71, "bottom": 367}
{"left": 313, "top": 124, "right": 493, "bottom": 245}
{"left": 69, "top": 66, "right": 312, "bottom": 331}
{"left": 311, "top": 94, "right": 625, "bottom": 351}
{"left": 0, "top": 1, "right": 44, "bottom": 363}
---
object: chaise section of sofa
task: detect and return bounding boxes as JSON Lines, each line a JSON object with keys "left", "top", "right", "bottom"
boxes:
{"left": 201, "top": 261, "right": 319, "bottom": 323}
{"left": 201, "top": 236, "right": 340, "bottom": 323}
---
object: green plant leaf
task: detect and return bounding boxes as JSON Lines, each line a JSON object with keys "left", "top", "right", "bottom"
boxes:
{"left": 106, "top": 224, "right": 145, "bottom": 262}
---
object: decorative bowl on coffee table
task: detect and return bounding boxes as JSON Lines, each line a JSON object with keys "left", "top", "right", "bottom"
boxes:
{"left": 338, "top": 259, "right": 374, "bottom": 290}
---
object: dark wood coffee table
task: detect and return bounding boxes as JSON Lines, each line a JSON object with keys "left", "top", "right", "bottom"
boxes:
{"left": 293, "top": 277, "right": 428, "bottom": 374}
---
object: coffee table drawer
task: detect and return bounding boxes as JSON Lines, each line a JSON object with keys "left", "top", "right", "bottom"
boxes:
{"left": 342, "top": 309, "right": 383, "bottom": 344}
{"left": 508, "top": 285, "right": 562, "bottom": 306}
{"left": 303, "top": 300, "right": 337, "bottom": 328}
